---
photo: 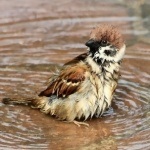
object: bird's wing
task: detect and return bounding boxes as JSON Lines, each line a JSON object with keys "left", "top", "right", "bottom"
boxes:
{"left": 38, "top": 65, "right": 87, "bottom": 98}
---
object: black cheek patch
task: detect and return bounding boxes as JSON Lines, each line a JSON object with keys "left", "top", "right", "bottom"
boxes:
{"left": 104, "top": 50, "right": 111, "bottom": 56}
{"left": 104, "top": 50, "right": 116, "bottom": 56}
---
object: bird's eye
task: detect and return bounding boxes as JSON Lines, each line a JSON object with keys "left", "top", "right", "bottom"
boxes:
{"left": 101, "top": 40, "right": 107, "bottom": 46}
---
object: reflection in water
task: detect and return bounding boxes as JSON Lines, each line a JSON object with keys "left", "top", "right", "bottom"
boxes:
{"left": 0, "top": 0, "right": 150, "bottom": 149}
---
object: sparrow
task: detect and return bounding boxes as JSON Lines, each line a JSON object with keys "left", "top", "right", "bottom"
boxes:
{"left": 2, "top": 24, "right": 125, "bottom": 126}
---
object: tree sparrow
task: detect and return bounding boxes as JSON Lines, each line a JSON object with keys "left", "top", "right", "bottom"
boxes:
{"left": 2, "top": 24, "right": 125, "bottom": 126}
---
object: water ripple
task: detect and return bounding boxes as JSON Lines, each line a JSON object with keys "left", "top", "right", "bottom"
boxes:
{"left": 0, "top": 0, "right": 150, "bottom": 149}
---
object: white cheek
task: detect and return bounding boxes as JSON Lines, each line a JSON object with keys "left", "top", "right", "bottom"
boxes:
{"left": 114, "top": 44, "right": 126, "bottom": 62}
{"left": 98, "top": 46, "right": 108, "bottom": 57}
{"left": 98, "top": 46, "right": 114, "bottom": 61}
{"left": 98, "top": 46, "right": 110, "bottom": 54}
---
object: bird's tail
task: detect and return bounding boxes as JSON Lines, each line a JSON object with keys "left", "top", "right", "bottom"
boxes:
{"left": 2, "top": 97, "right": 33, "bottom": 105}
{"left": 2, "top": 96, "right": 52, "bottom": 114}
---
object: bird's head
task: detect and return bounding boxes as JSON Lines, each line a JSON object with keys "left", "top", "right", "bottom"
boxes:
{"left": 85, "top": 24, "right": 125, "bottom": 65}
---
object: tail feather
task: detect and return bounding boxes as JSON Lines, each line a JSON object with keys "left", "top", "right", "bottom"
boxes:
{"left": 2, "top": 97, "right": 50, "bottom": 113}
{"left": 2, "top": 97, "right": 32, "bottom": 105}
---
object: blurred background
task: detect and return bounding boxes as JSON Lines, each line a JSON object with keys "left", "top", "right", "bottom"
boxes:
{"left": 0, "top": 0, "right": 150, "bottom": 149}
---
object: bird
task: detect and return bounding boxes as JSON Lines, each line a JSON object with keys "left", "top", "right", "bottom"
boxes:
{"left": 2, "top": 24, "right": 126, "bottom": 126}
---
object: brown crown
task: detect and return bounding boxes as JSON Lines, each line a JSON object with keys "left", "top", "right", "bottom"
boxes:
{"left": 90, "top": 24, "right": 124, "bottom": 49}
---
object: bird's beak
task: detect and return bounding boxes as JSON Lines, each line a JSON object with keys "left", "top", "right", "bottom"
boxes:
{"left": 85, "top": 39, "right": 95, "bottom": 48}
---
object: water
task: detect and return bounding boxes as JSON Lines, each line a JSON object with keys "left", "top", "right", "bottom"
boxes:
{"left": 0, "top": 0, "right": 150, "bottom": 149}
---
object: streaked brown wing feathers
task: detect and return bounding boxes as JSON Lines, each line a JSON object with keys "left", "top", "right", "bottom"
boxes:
{"left": 39, "top": 65, "right": 86, "bottom": 98}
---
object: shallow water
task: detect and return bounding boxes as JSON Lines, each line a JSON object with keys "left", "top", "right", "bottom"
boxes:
{"left": 0, "top": 0, "right": 150, "bottom": 149}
